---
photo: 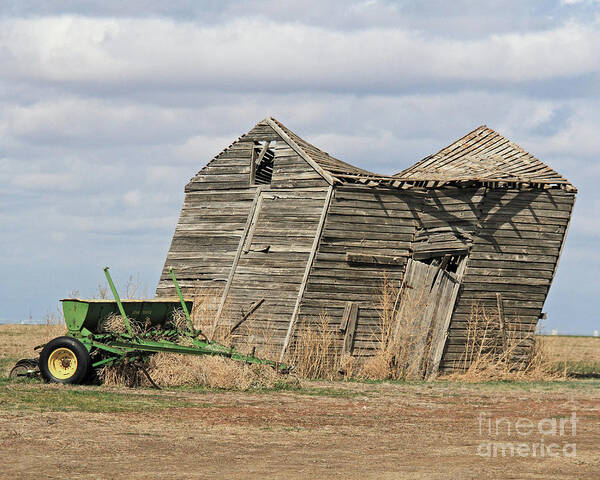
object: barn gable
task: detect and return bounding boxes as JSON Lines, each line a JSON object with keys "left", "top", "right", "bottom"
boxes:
{"left": 156, "top": 117, "right": 344, "bottom": 302}
{"left": 185, "top": 118, "right": 330, "bottom": 192}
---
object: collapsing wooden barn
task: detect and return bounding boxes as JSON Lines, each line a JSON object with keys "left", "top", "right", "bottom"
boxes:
{"left": 157, "top": 117, "right": 576, "bottom": 375}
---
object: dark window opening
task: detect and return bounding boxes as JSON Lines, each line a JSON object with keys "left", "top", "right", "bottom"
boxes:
{"left": 422, "top": 254, "right": 464, "bottom": 274}
{"left": 251, "top": 141, "right": 275, "bottom": 185}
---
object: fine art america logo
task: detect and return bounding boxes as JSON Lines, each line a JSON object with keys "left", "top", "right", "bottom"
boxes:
{"left": 476, "top": 404, "right": 578, "bottom": 458}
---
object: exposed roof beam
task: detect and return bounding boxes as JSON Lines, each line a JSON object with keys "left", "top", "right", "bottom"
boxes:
{"left": 265, "top": 117, "right": 335, "bottom": 186}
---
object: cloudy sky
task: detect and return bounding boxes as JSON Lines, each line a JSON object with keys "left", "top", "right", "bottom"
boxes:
{"left": 1, "top": 1, "right": 598, "bottom": 333}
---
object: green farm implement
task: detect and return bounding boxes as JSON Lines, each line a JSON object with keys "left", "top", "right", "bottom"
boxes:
{"left": 10, "top": 267, "right": 287, "bottom": 385}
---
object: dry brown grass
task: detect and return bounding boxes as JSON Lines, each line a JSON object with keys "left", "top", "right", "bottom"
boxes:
{"left": 446, "top": 304, "right": 563, "bottom": 382}
{"left": 190, "top": 288, "right": 223, "bottom": 339}
{"left": 98, "top": 359, "right": 144, "bottom": 387}
{"left": 170, "top": 308, "right": 191, "bottom": 332}
{"left": 100, "top": 353, "right": 301, "bottom": 390}
{"left": 226, "top": 312, "right": 280, "bottom": 360}
{"left": 286, "top": 314, "right": 340, "bottom": 380}
{"left": 0, "top": 324, "right": 67, "bottom": 362}
{"left": 101, "top": 313, "right": 136, "bottom": 334}
{"left": 101, "top": 308, "right": 195, "bottom": 339}
{"left": 358, "top": 354, "right": 392, "bottom": 380}
{"left": 541, "top": 335, "right": 600, "bottom": 364}
{"left": 100, "top": 313, "right": 158, "bottom": 336}
{"left": 151, "top": 354, "right": 299, "bottom": 389}
{"left": 338, "top": 353, "right": 357, "bottom": 380}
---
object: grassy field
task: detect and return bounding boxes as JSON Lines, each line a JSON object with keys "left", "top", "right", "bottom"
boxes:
{"left": 1, "top": 325, "right": 599, "bottom": 479}
{"left": 539, "top": 335, "right": 600, "bottom": 375}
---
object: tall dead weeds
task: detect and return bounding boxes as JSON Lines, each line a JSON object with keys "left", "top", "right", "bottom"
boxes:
{"left": 447, "top": 304, "right": 562, "bottom": 382}
{"left": 287, "top": 313, "right": 340, "bottom": 380}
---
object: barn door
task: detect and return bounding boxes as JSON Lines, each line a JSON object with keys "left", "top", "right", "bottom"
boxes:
{"left": 395, "top": 257, "right": 463, "bottom": 379}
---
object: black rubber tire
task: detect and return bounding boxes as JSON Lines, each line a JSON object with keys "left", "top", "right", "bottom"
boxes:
{"left": 39, "top": 336, "right": 91, "bottom": 384}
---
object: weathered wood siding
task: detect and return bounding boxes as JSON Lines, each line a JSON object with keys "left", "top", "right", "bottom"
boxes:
{"left": 156, "top": 121, "right": 326, "bottom": 297}
{"left": 271, "top": 144, "right": 329, "bottom": 189}
{"left": 295, "top": 185, "right": 422, "bottom": 356}
{"left": 413, "top": 187, "right": 485, "bottom": 258}
{"left": 156, "top": 187, "right": 258, "bottom": 297}
{"left": 220, "top": 188, "right": 330, "bottom": 349}
{"left": 156, "top": 139, "right": 257, "bottom": 297}
{"left": 440, "top": 189, "right": 575, "bottom": 370}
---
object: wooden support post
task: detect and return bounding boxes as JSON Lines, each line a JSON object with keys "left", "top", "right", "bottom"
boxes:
{"left": 227, "top": 298, "right": 265, "bottom": 337}
{"left": 496, "top": 292, "right": 508, "bottom": 351}
{"left": 339, "top": 302, "right": 353, "bottom": 333}
{"left": 249, "top": 146, "right": 256, "bottom": 185}
{"left": 407, "top": 267, "right": 442, "bottom": 379}
{"left": 255, "top": 141, "right": 271, "bottom": 166}
{"left": 342, "top": 303, "right": 359, "bottom": 355}
{"left": 242, "top": 194, "right": 264, "bottom": 253}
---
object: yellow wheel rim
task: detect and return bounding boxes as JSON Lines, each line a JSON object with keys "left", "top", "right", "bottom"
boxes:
{"left": 48, "top": 348, "right": 78, "bottom": 379}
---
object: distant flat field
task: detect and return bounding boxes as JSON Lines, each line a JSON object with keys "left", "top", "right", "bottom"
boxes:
{"left": 539, "top": 335, "right": 600, "bottom": 369}
{"left": 0, "top": 324, "right": 65, "bottom": 372}
{"left": 1, "top": 325, "right": 599, "bottom": 479}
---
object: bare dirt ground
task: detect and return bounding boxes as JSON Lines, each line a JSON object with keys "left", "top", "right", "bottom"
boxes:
{"left": 1, "top": 325, "right": 599, "bottom": 479}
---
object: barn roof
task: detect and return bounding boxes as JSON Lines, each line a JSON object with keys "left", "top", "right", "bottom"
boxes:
{"left": 195, "top": 118, "right": 575, "bottom": 192}
{"left": 266, "top": 119, "right": 575, "bottom": 192}
{"left": 395, "top": 126, "right": 576, "bottom": 191}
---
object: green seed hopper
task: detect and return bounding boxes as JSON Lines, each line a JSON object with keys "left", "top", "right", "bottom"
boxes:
{"left": 11, "top": 267, "right": 287, "bottom": 385}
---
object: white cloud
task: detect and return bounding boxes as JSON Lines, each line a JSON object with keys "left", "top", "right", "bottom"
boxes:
{"left": 1, "top": 17, "right": 599, "bottom": 92}
{"left": 533, "top": 121, "right": 600, "bottom": 159}
{"left": 0, "top": 98, "right": 199, "bottom": 146}
{"left": 49, "top": 231, "right": 67, "bottom": 242}
{"left": 123, "top": 189, "right": 142, "bottom": 207}
{"left": 11, "top": 172, "right": 80, "bottom": 191}
{"left": 561, "top": 0, "right": 599, "bottom": 5}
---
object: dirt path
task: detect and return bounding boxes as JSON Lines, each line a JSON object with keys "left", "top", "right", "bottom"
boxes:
{"left": 1, "top": 381, "right": 598, "bottom": 479}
